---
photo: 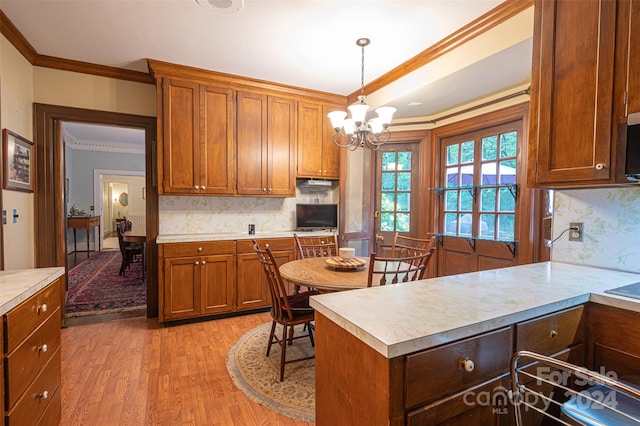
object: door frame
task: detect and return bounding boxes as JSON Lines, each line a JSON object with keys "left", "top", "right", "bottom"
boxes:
{"left": 33, "top": 103, "right": 158, "bottom": 318}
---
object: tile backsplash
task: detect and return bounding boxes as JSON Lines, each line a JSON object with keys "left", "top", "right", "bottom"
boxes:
{"left": 159, "top": 189, "right": 336, "bottom": 235}
{"left": 551, "top": 186, "right": 640, "bottom": 273}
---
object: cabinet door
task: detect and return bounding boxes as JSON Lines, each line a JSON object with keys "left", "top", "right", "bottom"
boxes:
{"left": 163, "top": 257, "right": 200, "bottom": 320}
{"left": 529, "top": 0, "right": 618, "bottom": 186}
{"left": 297, "top": 101, "right": 324, "bottom": 177}
{"left": 628, "top": 0, "right": 640, "bottom": 118}
{"left": 237, "top": 91, "right": 268, "bottom": 195}
{"left": 201, "top": 85, "right": 236, "bottom": 195}
{"left": 161, "top": 79, "right": 201, "bottom": 194}
{"left": 321, "top": 104, "right": 343, "bottom": 179}
{"left": 267, "top": 95, "right": 296, "bottom": 196}
{"left": 236, "top": 250, "right": 294, "bottom": 311}
{"left": 200, "top": 254, "right": 236, "bottom": 315}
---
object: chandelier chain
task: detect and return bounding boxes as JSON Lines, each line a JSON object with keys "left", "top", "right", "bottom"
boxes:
{"left": 360, "top": 42, "right": 365, "bottom": 98}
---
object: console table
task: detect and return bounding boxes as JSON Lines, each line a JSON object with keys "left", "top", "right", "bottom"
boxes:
{"left": 67, "top": 216, "right": 101, "bottom": 256}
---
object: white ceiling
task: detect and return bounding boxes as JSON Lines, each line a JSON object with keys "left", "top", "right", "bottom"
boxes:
{"left": 1, "top": 0, "right": 533, "bottom": 145}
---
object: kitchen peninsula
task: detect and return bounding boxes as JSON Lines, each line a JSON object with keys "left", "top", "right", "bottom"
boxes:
{"left": 310, "top": 261, "right": 640, "bottom": 425}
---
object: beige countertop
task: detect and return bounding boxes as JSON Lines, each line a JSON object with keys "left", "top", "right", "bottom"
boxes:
{"left": 156, "top": 229, "right": 337, "bottom": 244}
{"left": 309, "top": 261, "right": 640, "bottom": 359}
{"left": 0, "top": 267, "right": 65, "bottom": 316}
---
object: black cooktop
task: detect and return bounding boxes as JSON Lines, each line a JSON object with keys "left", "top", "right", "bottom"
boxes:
{"left": 605, "top": 282, "right": 640, "bottom": 300}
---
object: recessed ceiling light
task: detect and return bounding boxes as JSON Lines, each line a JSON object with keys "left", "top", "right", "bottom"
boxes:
{"left": 196, "top": 0, "right": 244, "bottom": 15}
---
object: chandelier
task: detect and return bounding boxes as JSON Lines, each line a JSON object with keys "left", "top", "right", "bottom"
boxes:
{"left": 327, "top": 38, "right": 396, "bottom": 151}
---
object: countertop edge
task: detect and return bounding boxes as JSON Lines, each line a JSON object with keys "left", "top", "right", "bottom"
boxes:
{"left": 0, "top": 267, "right": 65, "bottom": 316}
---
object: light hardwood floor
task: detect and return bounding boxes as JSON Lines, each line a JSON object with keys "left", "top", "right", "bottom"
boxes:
{"left": 61, "top": 312, "right": 314, "bottom": 425}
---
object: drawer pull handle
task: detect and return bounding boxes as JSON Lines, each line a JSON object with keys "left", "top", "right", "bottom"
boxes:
{"left": 550, "top": 329, "right": 558, "bottom": 338}
{"left": 198, "top": 247, "right": 203, "bottom": 252}
{"left": 39, "top": 344, "right": 48, "bottom": 353}
{"left": 460, "top": 358, "right": 475, "bottom": 372}
{"left": 39, "top": 391, "right": 49, "bottom": 400}
{"left": 39, "top": 304, "right": 48, "bottom": 314}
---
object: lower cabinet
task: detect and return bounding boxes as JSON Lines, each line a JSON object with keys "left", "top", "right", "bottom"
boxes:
{"left": 159, "top": 237, "right": 296, "bottom": 322}
{"left": 159, "top": 241, "right": 236, "bottom": 321}
{"left": 3, "top": 277, "right": 62, "bottom": 425}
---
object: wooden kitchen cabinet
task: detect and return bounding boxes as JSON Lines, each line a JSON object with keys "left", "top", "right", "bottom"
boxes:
{"left": 159, "top": 78, "right": 235, "bottom": 195}
{"left": 159, "top": 241, "right": 236, "bottom": 321}
{"left": 236, "top": 238, "right": 296, "bottom": 311}
{"left": 237, "top": 91, "right": 296, "bottom": 196}
{"left": 627, "top": 0, "right": 640, "bottom": 119}
{"left": 297, "top": 101, "right": 343, "bottom": 179}
{"left": 528, "top": 0, "right": 627, "bottom": 187}
{"left": 3, "top": 277, "right": 62, "bottom": 425}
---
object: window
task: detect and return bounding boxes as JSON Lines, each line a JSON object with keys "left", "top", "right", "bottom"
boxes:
{"left": 442, "top": 128, "right": 518, "bottom": 241}
{"left": 380, "top": 150, "right": 412, "bottom": 232}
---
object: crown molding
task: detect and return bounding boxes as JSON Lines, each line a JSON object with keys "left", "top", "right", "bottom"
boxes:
{"left": 64, "top": 130, "right": 145, "bottom": 155}
{"left": 0, "top": 10, "right": 153, "bottom": 85}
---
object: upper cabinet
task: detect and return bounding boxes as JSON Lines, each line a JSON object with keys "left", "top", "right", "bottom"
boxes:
{"left": 627, "top": 0, "right": 640, "bottom": 120}
{"left": 159, "top": 78, "right": 235, "bottom": 195}
{"left": 528, "top": 0, "right": 625, "bottom": 187}
{"left": 236, "top": 91, "right": 296, "bottom": 196}
{"left": 149, "top": 60, "right": 346, "bottom": 197}
{"left": 297, "top": 101, "right": 344, "bottom": 179}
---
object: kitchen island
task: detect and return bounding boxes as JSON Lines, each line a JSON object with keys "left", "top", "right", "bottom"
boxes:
{"left": 309, "top": 261, "right": 640, "bottom": 425}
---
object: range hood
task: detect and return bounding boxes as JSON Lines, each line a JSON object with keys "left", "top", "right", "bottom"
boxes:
{"left": 298, "top": 179, "right": 333, "bottom": 188}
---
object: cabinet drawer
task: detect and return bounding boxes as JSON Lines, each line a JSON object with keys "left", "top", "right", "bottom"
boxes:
{"left": 162, "top": 240, "right": 235, "bottom": 258}
{"left": 405, "top": 327, "right": 511, "bottom": 409}
{"left": 6, "top": 308, "right": 61, "bottom": 409}
{"left": 5, "top": 278, "right": 61, "bottom": 353}
{"left": 237, "top": 238, "right": 294, "bottom": 253}
{"left": 516, "top": 306, "right": 585, "bottom": 355}
{"left": 6, "top": 349, "right": 60, "bottom": 426}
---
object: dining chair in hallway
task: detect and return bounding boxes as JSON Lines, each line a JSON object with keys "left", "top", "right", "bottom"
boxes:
{"left": 390, "top": 233, "right": 436, "bottom": 259}
{"left": 367, "top": 249, "right": 434, "bottom": 287}
{"left": 253, "top": 241, "right": 318, "bottom": 381}
{"left": 116, "top": 221, "right": 142, "bottom": 277}
{"left": 294, "top": 233, "right": 339, "bottom": 259}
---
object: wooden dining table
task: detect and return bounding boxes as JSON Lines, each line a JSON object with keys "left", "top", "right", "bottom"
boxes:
{"left": 122, "top": 226, "right": 146, "bottom": 279}
{"left": 279, "top": 256, "right": 373, "bottom": 292}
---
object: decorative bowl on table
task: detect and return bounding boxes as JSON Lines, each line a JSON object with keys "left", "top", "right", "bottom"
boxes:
{"left": 326, "top": 256, "right": 366, "bottom": 271}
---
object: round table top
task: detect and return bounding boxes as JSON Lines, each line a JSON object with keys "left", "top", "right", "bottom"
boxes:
{"left": 279, "top": 257, "right": 370, "bottom": 292}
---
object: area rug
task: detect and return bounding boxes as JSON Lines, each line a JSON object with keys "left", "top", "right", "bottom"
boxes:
{"left": 226, "top": 322, "right": 315, "bottom": 423}
{"left": 67, "top": 250, "right": 146, "bottom": 316}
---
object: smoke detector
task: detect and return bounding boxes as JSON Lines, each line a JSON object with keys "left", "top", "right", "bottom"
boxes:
{"left": 196, "top": 0, "right": 244, "bottom": 15}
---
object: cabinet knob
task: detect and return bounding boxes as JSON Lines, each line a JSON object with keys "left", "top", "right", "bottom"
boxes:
{"left": 39, "top": 390, "right": 49, "bottom": 400}
{"left": 268, "top": 187, "right": 272, "bottom": 192}
{"left": 201, "top": 260, "right": 206, "bottom": 265}
{"left": 194, "top": 185, "right": 200, "bottom": 190}
{"left": 39, "top": 343, "right": 48, "bottom": 353}
{"left": 262, "top": 188, "right": 267, "bottom": 192}
{"left": 550, "top": 329, "right": 558, "bottom": 338}
{"left": 195, "top": 261, "right": 200, "bottom": 265}
{"left": 201, "top": 186, "right": 206, "bottom": 190}
{"left": 39, "top": 304, "right": 48, "bottom": 314}
{"left": 595, "top": 163, "right": 605, "bottom": 170}
{"left": 460, "top": 358, "right": 475, "bottom": 372}
{"left": 198, "top": 247, "right": 203, "bottom": 252}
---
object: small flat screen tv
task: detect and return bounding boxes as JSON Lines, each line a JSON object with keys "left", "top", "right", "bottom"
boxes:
{"left": 296, "top": 204, "right": 338, "bottom": 230}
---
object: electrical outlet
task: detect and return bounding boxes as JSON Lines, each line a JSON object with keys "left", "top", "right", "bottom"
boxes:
{"left": 569, "top": 222, "right": 583, "bottom": 242}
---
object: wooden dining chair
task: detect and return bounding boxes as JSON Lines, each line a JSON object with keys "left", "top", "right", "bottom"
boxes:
{"left": 116, "top": 221, "right": 142, "bottom": 277}
{"left": 294, "top": 233, "right": 339, "bottom": 259}
{"left": 390, "top": 232, "right": 436, "bottom": 258}
{"left": 253, "top": 241, "right": 318, "bottom": 381}
{"left": 367, "top": 250, "right": 434, "bottom": 287}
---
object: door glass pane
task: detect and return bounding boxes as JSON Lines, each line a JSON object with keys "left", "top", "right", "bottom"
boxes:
{"left": 498, "top": 214, "right": 515, "bottom": 240}
{"left": 396, "top": 213, "right": 410, "bottom": 232}
{"left": 382, "top": 172, "right": 395, "bottom": 190}
{"left": 397, "top": 172, "right": 411, "bottom": 191}
{"left": 481, "top": 162, "right": 497, "bottom": 184}
{"left": 445, "top": 190, "right": 458, "bottom": 210}
{"left": 447, "top": 144, "right": 459, "bottom": 165}
{"left": 444, "top": 213, "right": 457, "bottom": 235}
{"left": 498, "top": 188, "right": 515, "bottom": 212}
{"left": 460, "top": 190, "right": 473, "bottom": 211}
{"left": 446, "top": 167, "right": 459, "bottom": 187}
{"left": 381, "top": 213, "right": 394, "bottom": 231}
{"left": 480, "top": 188, "right": 496, "bottom": 212}
{"left": 482, "top": 136, "right": 497, "bottom": 160}
{"left": 500, "top": 131, "right": 517, "bottom": 158}
{"left": 397, "top": 152, "right": 411, "bottom": 170}
{"left": 458, "top": 214, "right": 473, "bottom": 236}
{"left": 461, "top": 141, "right": 475, "bottom": 163}
{"left": 397, "top": 193, "right": 410, "bottom": 211}
{"left": 480, "top": 214, "right": 495, "bottom": 238}
{"left": 499, "top": 160, "right": 517, "bottom": 184}
{"left": 382, "top": 152, "right": 396, "bottom": 170}
{"left": 381, "top": 193, "right": 395, "bottom": 211}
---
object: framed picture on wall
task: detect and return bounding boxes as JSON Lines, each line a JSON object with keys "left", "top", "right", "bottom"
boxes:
{"left": 2, "top": 129, "right": 34, "bottom": 193}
